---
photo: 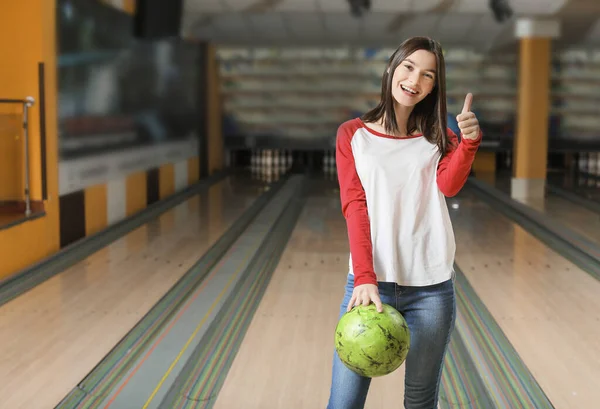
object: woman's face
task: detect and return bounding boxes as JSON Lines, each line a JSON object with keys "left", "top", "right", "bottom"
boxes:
{"left": 390, "top": 49, "right": 437, "bottom": 108}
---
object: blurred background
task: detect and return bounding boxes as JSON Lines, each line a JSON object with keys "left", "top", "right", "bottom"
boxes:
{"left": 0, "top": 1, "right": 599, "bottom": 408}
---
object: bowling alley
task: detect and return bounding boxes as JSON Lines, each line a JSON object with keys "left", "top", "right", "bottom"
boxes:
{"left": 1, "top": 0, "right": 599, "bottom": 408}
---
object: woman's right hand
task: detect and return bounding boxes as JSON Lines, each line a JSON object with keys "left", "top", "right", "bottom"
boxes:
{"left": 347, "top": 284, "right": 383, "bottom": 313}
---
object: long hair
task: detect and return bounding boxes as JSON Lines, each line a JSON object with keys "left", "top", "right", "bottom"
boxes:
{"left": 361, "top": 37, "right": 451, "bottom": 156}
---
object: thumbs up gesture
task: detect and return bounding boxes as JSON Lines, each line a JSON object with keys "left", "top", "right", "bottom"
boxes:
{"left": 456, "top": 93, "right": 480, "bottom": 141}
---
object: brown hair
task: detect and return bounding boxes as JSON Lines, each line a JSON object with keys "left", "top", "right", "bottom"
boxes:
{"left": 361, "top": 36, "right": 451, "bottom": 156}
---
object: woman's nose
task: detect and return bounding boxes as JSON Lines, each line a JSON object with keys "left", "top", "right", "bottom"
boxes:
{"left": 408, "top": 71, "right": 420, "bottom": 85}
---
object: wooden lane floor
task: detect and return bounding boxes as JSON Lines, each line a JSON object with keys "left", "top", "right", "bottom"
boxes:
{"left": 55, "top": 175, "right": 307, "bottom": 409}
{"left": 210, "top": 178, "right": 553, "bottom": 409}
{"left": 451, "top": 186, "right": 600, "bottom": 409}
{"left": 0, "top": 174, "right": 269, "bottom": 409}
{"left": 212, "top": 178, "right": 363, "bottom": 409}
{"left": 534, "top": 192, "right": 600, "bottom": 245}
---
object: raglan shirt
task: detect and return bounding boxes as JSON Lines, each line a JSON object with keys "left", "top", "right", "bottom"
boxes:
{"left": 336, "top": 118, "right": 481, "bottom": 287}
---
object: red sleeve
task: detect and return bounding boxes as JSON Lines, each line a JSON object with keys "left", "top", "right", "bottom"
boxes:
{"left": 436, "top": 127, "right": 482, "bottom": 197}
{"left": 335, "top": 122, "right": 377, "bottom": 287}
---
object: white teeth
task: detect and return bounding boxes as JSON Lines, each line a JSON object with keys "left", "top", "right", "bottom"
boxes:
{"left": 401, "top": 85, "right": 417, "bottom": 94}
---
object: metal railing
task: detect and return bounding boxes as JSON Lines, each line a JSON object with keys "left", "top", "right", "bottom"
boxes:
{"left": 0, "top": 97, "right": 35, "bottom": 216}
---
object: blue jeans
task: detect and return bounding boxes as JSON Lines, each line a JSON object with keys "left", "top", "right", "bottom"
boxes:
{"left": 327, "top": 274, "right": 456, "bottom": 409}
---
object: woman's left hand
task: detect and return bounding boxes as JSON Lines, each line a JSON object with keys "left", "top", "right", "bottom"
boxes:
{"left": 457, "top": 93, "right": 480, "bottom": 141}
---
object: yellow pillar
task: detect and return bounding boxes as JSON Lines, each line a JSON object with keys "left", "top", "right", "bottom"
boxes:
{"left": 0, "top": 0, "right": 60, "bottom": 278}
{"left": 123, "top": 0, "right": 136, "bottom": 13}
{"left": 512, "top": 19, "right": 560, "bottom": 200}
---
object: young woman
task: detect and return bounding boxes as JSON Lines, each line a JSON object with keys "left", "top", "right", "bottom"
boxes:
{"left": 327, "top": 37, "right": 482, "bottom": 409}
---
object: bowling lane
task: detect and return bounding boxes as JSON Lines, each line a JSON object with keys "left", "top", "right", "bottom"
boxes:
{"left": 215, "top": 178, "right": 427, "bottom": 408}
{"left": 548, "top": 172, "right": 600, "bottom": 204}
{"left": 529, "top": 191, "right": 600, "bottom": 245}
{"left": 553, "top": 172, "right": 600, "bottom": 201}
{"left": 489, "top": 173, "right": 600, "bottom": 246}
{"left": 212, "top": 178, "right": 361, "bottom": 409}
{"left": 451, "top": 186, "right": 600, "bottom": 409}
{"left": 0, "top": 174, "right": 269, "bottom": 409}
{"left": 213, "top": 178, "right": 542, "bottom": 409}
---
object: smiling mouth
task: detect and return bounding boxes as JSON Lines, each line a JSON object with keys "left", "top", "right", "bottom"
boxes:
{"left": 401, "top": 84, "right": 419, "bottom": 95}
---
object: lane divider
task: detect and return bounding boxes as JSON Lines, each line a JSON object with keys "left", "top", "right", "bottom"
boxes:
{"left": 100, "top": 176, "right": 303, "bottom": 408}
{"left": 54, "top": 176, "right": 290, "bottom": 409}
{"left": 108, "top": 240, "right": 251, "bottom": 409}
{"left": 159, "top": 190, "right": 306, "bottom": 409}
{"left": 439, "top": 267, "right": 555, "bottom": 409}
{"left": 546, "top": 183, "right": 600, "bottom": 216}
{"left": 467, "top": 177, "right": 600, "bottom": 282}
